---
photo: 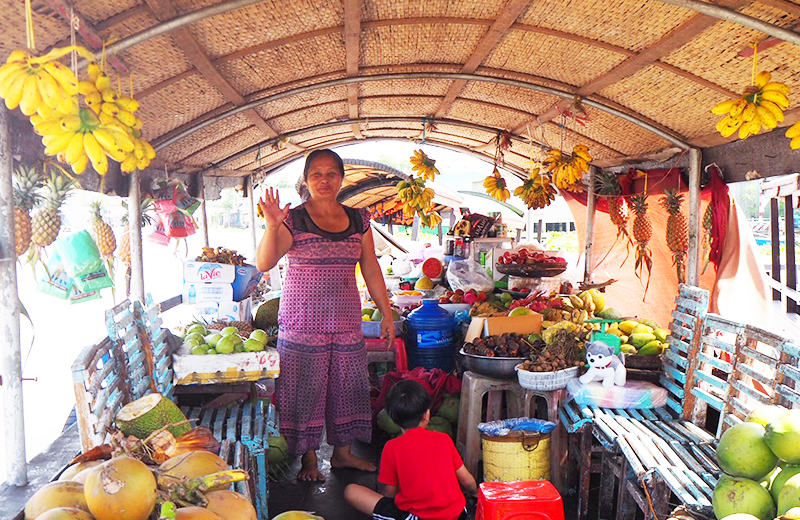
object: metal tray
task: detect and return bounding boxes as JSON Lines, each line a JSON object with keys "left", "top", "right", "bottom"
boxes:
{"left": 459, "top": 348, "right": 527, "bottom": 379}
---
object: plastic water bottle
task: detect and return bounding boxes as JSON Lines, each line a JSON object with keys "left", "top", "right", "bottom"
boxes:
{"left": 405, "top": 299, "right": 456, "bottom": 371}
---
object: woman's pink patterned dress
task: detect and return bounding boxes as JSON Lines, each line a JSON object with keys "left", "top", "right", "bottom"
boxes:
{"left": 276, "top": 204, "right": 372, "bottom": 456}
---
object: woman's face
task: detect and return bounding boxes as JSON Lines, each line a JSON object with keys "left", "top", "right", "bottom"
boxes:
{"left": 305, "top": 155, "right": 344, "bottom": 200}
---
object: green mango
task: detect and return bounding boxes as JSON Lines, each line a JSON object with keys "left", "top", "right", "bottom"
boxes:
{"left": 639, "top": 319, "right": 661, "bottom": 331}
{"left": 654, "top": 328, "right": 670, "bottom": 341}
{"left": 596, "top": 308, "right": 622, "bottom": 320}
{"left": 371, "top": 309, "right": 383, "bottom": 322}
{"left": 362, "top": 308, "right": 375, "bottom": 316}
{"left": 620, "top": 344, "right": 638, "bottom": 354}
{"left": 630, "top": 332, "right": 657, "bottom": 348}
{"left": 638, "top": 341, "right": 663, "bottom": 355}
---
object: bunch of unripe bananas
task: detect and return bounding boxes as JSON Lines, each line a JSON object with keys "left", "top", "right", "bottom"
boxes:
{"left": 514, "top": 168, "right": 556, "bottom": 209}
{"left": 410, "top": 149, "right": 439, "bottom": 181}
{"left": 483, "top": 168, "right": 510, "bottom": 202}
{"left": 713, "top": 71, "right": 790, "bottom": 140}
{"left": 395, "top": 177, "right": 442, "bottom": 227}
{"left": 544, "top": 145, "right": 592, "bottom": 192}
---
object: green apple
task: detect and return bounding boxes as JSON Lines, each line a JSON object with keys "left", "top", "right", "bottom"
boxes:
{"left": 187, "top": 324, "right": 207, "bottom": 336}
{"left": 234, "top": 344, "right": 245, "bottom": 353}
{"left": 204, "top": 333, "right": 222, "bottom": 348}
{"left": 249, "top": 329, "right": 268, "bottom": 344}
{"left": 244, "top": 339, "right": 265, "bottom": 352}
{"left": 206, "top": 348, "right": 217, "bottom": 355}
{"left": 190, "top": 346, "right": 207, "bottom": 355}
{"left": 220, "top": 326, "right": 239, "bottom": 336}
{"left": 216, "top": 335, "right": 236, "bottom": 354}
{"left": 184, "top": 332, "right": 206, "bottom": 344}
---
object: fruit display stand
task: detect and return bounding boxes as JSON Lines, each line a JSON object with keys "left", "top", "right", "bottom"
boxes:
{"left": 172, "top": 349, "right": 280, "bottom": 385}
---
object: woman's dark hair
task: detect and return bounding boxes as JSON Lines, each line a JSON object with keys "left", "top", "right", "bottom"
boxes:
{"left": 303, "top": 149, "right": 345, "bottom": 180}
{"left": 386, "top": 380, "right": 432, "bottom": 430}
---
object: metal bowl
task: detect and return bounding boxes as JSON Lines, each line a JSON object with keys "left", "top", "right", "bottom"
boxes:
{"left": 459, "top": 348, "right": 528, "bottom": 379}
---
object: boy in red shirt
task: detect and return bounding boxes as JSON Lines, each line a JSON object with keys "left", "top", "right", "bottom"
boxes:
{"left": 345, "top": 380, "right": 478, "bottom": 520}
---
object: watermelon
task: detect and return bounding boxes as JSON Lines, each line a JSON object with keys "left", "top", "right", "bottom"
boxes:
{"left": 422, "top": 258, "right": 443, "bottom": 279}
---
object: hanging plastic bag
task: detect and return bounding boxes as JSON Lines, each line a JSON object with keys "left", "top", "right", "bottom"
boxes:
{"left": 154, "top": 184, "right": 178, "bottom": 215}
{"left": 173, "top": 184, "right": 200, "bottom": 215}
{"left": 37, "top": 251, "right": 72, "bottom": 299}
{"left": 55, "top": 230, "right": 103, "bottom": 280}
{"left": 164, "top": 212, "right": 196, "bottom": 238}
{"left": 146, "top": 213, "right": 170, "bottom": 245}
{"left": 73, "top": 266, "right": 114, "bottom": 292}
{"left": 68, "top": 285, "right": 102, "bottom": 305}
{"left": 446, "top": 259, "right": 494, "bottom": 292}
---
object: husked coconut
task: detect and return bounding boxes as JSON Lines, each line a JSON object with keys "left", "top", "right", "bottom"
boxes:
{"left": 205, "top": 490, "right": 257, "bottom": 520}
{"left": 84, "top": 457, "right": 156, "bottom": 520}
{"left": 174, "top": 507, "right": 224, "bottom": 519}
{"left": 24, "top": 482, "right": 90, "bottom": 519}
{"left": 35, "top": 508, "right": 94, "bottom": 520}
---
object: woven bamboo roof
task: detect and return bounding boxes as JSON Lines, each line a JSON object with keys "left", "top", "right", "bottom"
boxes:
{"left": 7, "top": 0, "right": 800, "bottom": 182}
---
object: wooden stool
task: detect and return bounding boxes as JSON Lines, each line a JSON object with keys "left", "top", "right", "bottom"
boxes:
{"left": 456, "top": 371, "right": 527, "bottom": 477}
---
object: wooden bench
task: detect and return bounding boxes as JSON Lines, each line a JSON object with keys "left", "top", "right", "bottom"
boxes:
{"left": 71, "top": 298, "right": 274, "bottom": 519}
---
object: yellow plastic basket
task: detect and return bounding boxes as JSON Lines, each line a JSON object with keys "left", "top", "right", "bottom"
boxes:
{"left": 481, "top": 431, "right": 551, "bottom": 482}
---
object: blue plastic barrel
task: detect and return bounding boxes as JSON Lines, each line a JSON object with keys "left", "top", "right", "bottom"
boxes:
{"left": 405, "top": 299, "right": 456, "bottom": 371}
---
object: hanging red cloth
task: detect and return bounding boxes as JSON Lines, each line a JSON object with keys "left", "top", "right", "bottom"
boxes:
{"left": 707, "top": 164, "right": 730, "bottom": 271}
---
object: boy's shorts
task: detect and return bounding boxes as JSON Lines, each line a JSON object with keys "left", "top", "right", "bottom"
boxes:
{"left": 373, "top": 496, "right": 468, "bottom": 520}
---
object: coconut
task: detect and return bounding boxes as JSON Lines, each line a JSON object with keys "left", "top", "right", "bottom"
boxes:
{"left": 71, "top": 467, "right": 97, "bottom": 485}
{"left": 766, "top": 411, "right": 800, "bottom": 464}
{"left": 35, "top": 508, "right": 94, "bottom": 520}
{"left": 115, "top": 393, "right": 190, "bottom": 439}
{"left": 376, "top": 409, "right": 401, "bottom": 436}
{"left": 84, "top": 457, "right": 157, "bottom": 520}
{"left": 436, "top": 396, "right": 460, "bottom": 424}
{"left": 746, "top": 406, "right": 787, "bottom": 427}
{"left": 159, "top": 451, "right": 230, "bottom": 490}
{"left": 58, "top": 461, "right": 102, "bottom": 482}
{"left": 772, "top": 467, "right": 800, "bottom": 503}
{"left": 716, "top": 423, "right": 777, "bottom": 480}
{"left": 205, "top": 490, "right": 257, "bottom": 520}
{"left": 24, "top": 482, "right": 90, "bottom": 519}
{"left": 713, "top": 474, "right": 776, "bottom": 520}
{"left": 272, "top": 512, "right": 325, "bottom": 520}
{"left": 780, "top": 507, "right": 800, "bottom": 520}
{"left": 779, "top": 474, "right": 800, "bottom": 515}
{"left": 268, "top": 434, "right": 289, "bottom": 465}
{"left": 175, "top": 507, "right": 224, "bottom": 520}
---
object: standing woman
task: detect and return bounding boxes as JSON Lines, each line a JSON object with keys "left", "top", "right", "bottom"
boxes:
{"left": 256, "top": 149, "right": 395, "bottom": 481}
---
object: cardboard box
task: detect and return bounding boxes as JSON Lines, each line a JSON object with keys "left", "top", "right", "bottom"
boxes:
{"left": 183, "top": 282, "right": 234, "bottom": 304}
{"left": 172, "top": 347, "right": 280, "bottom": 385}
{"left": 218, "top": 298, "right": 252, "bottom": 322}
{"left": 464, "top": 314, "right": 543, "bottom": 342}
{"left": 193, "top": 301, "right": 219, "bottom": 322}
{"left": 183, "top": 261, "right": 263, "bottom": 301}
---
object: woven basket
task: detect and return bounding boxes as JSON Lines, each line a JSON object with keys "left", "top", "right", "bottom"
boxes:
{"left": 515, "top": 365, "right": 578, "bottom": 391}
{"left": 481, "top": 430, "right": 550, "bottom": 482}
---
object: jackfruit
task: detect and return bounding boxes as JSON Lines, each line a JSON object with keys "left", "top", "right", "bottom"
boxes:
{"left": 254, "top": 298, "right": 280, "bottom": 330}
{"left": 115, "top": 393, "right": 190, "bottom": 439}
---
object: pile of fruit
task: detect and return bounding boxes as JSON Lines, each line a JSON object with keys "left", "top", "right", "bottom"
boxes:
{"left": 518, "top": 326, "right": 585, "bottom": 373}
{"left": 463, "top": 333, "right": 536, "bottom": 358}
{"left": 540, "top": 291, "right": 605, "bottom": 326}
{"left": 182, "top": 323, "right": 272, "bottom": 355}
{"left": 24, "top": 393, "right": 257, "bottom": 520}
{"left": 503, "top": 291, "right": 549, "bottom": 313}
{"left": 497, "top": 248, "right": 566, "bottom": 266}
{"left": 196, "top": 247, "right": 246, "bottom": 266}
{"left": 711, "top": 406, "right": 800, "bottom": 520}
{"left": 361, "top": 307, "right": 401, "bottom": 322}
{"left": 609, "top": 319, "right": 670, "bottom": 356}
{"left": 439, "top": 288, "right": 489, "bottom": 305}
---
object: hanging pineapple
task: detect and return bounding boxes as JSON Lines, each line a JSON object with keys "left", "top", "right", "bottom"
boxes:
{"left": 483, "top": 168, "right": 510, "bottom": 202}
{"left": 659, "top": 189, "right": 689, "bottom": 284}
{"left": 90, "top": 201, "right": 116, "bottom": 258}
{"left": 514, "top": 168, "right": 556, "bottom": 210}
{"left": 595, "top": 169, "right": 630, "bottom": 242}
{"left": 11, "top": 164, "right": 43, "bottom": 257}
{"left": 629, "top": 193, "right": 653, "bottom": 298}
{"left": 701, "top": 202, "right": 713, "bottom": 274}
{"left": 30, "top": 169, "right": 76, "bottom": 250}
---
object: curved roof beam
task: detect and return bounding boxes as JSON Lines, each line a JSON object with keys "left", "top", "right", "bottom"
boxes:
{"left": 136, "top": 17, "right": 735, "bottom": 100}
{"left": 153, "top": 72, "right": 690, "bottom": 152}
{"left": 338, "top": 178, "right": 403, "bottom": 204}
{"left": 656, "top": 0, "right": 800, "bottom": 47}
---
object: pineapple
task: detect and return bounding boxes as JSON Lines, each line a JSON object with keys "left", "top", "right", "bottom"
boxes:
{"left": 702, "top": 203, "right": 713, "bottom": 274}
{"left": 90, "top": 201, "right": 116, "bottom": 258}
{"left": 207, "top": 321, "right": 254, "bottom": 335}
{"left": 31, "top": 170, "right": 76, "bottom": 248}
{"left": 11, "top": 165, "right": 43, "bottom": 257}
{"left": 595, "top": 169, "right": 630, "bottom": 242}
{"left": 659, "top": 189, "right": 688, "bottom": 284}
{"left": 629, "top": 193, "right": 653, "bottom": 297}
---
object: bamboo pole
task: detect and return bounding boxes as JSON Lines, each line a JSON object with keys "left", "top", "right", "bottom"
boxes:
{"left": 128, "top": 169, "right": 145, "bottom": 303}
{"left": 247, "top": 176, "right": 257, "bottom": 260}
{"left": 196, "top": 173, "right": 209, "bottom": 248}
{"left": 0, "top": 105, "right": 27, "bottom": 486}
{"left": 411, "top": 215, "right": 420, "bottom": 242}
{"left": 583, "top": 166, "right": 598, "bottom": 283}
{"left": 687, "top": 148, "right": 702, "bottom": 286}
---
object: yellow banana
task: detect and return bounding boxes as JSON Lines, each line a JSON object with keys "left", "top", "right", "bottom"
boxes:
{"left": 100, "top": 126, "right": 134, "bottom": 152}
{"left": 791, "top": 135, "right": 800, "bottom": 150}
{"left": 120, "top": 153, "right": 137, "bottom": 173}
{"left": 101, "top": 89, "right": 118, "bottom": 103}
{"left": 760, "top": 100, "right": 785, "bottom": 123}
{"left": 741, "top": 102, "right": 756, "bottom": 122}
{"left": 762, "top": 82, "right": 790, "bottom": 96}
{"left": 712, "top": 98, "right": 736, "bottom": 115}
{"left": 761, "top": 90, "right": 789, "bottom": 110}
{"left": 42, "top": 62, "right": 78, "bottom": 96}
{"left": 19, "top": 73, "right": 42, "bottom": 116}
{"left": 6, "top": 50, "right": 29, "bottom": 64}
{"left": 0, "top": 62, "right": 25, "bottom": 90}
{"left": 785, "top": 121, "right": 800, "bottom": 139}
{"left": 34, "top": 118, "right": 66, "bottom": 136}
{"left": 100, "top": 102, "right": 119, "bottom": 116}
{"left": 83, "top": 132, "right": 108, "bottom": 175}
{"left": 87, "top": 62, "right": 101, "bottom": 83}
{"left": 35, "top": 70, "right": 61, "bottom": 109}
{"left": 718, "top": 115, "right": 742, "bottom": 138}
{"left": 60, "top": 114, "right": 82, "bottom": 132}
{"left": 55, "top": 95, "right": 77, "bottom": 115}
{"left": 755, "top": 106, "right": 777, "bottom": 130}
{"left": 36, "top": 102, "right": 54, "bottom": 118}
{"left": 44, "top": 131, "right": 75, "bottom": 156}
{"left": 116, "top": 96, "right": 139, "bottom": 112}
{"left": 95, "top": 73, "right": 112, "bottom": 92}
{"left": 71, "top": 153, "right": 89, "bottom": 175}
{"left": 65, "top": 132, "right": 85, "bottom": 165}
{"left": 116, "top": 109, "right": 137, "bottom": 127}
{"left": 755, "top": 71, "right": 771, "bottom": 89}
{"left": 729, "top": 98, "right": 747, "bottom": 117}
{"left": 136, "top": 156, "right": 149, "bottom": 170}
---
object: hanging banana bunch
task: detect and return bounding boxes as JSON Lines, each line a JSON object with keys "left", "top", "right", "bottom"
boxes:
{"left": 483, "top": 168, "right": 511, "bottom": 202}
{"left": 786, "top": 119, "right": 800, "bottom": 150}
{"left": 713, "top": 70, "right": 791, "bottom": 140}
{"left": 543, "top": 145, "right": 592, "bottom": 192}
{"left": 395, "top": 177, "right": 442, "bottom": 228}
{"left": 513, "top": 168, "right": 556, "bottom": 210}
{"left": 410, "top": 149, "right": 439, "bottom": 181}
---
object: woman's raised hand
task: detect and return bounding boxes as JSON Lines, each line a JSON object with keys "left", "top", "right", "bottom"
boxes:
{"left": 258, "top": 187, "right": 290, "bottom": 227}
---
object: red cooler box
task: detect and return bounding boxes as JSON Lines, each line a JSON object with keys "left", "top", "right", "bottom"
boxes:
{"left": 477, "top": 481, "right": 564, "bottom": 520}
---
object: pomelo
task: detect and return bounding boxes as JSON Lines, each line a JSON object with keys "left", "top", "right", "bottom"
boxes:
{"left": 766, "top": 410, "right": 800, "bottom": 464}
{"left": 720, "top": 515, "right": 762, "bottom": 520}
{"left": 159, "top": 451, "right": 230, "bottom": 491}
{"left": 35, "top": 508, "right": 94, "bottom": 520}
{"left": 272, "top": 512, "right": 324, "bottom": 520}
{"left": 772, "top": 466, "right": 800, "bottom": 503}
{"left": 713, "top": 474, "right": 776, "bottom": 520}
{"left": 716, "top": 422, "right": 777, "bottom": 479}
{"left": 421, "top": 258, "right": 443, "bottom": 279}
{"left": 747, "top": 405, "right": 787, "bottom": 427}
{"left": 779, "top": 474, "right": 800, "bottom": 515}
{"left": 174, "top": 507, "right": 223, "bottom": 520}
{"left": 58, "top": 461, "right": 101, "bottom": 482}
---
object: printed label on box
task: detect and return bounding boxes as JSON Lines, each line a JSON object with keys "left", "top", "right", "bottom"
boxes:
{"left": 218, "top": 298, "right": 252, "bottom": 322}
{"left": 183, "top": 283, "right": 234, "bottom": 304}
{"left": 184, "top": 261, "right": 236, "bottom": 283}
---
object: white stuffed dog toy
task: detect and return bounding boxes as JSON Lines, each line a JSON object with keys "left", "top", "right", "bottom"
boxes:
{"left": 579, "top": 341, "right": 627, "bottom": 388}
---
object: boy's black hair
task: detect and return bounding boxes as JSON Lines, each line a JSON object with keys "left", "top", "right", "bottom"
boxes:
{"left": 303, "top": 149, "right": 345, "bottom": 180}
{"left": 386, "top": 380, "right": 432, "bottom": 430}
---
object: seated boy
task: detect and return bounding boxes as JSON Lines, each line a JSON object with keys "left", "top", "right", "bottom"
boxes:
{"left": 345, "top": 380, "right": 478, "bottom": 520}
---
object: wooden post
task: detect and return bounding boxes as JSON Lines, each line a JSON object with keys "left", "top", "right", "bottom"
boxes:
{"left": 387, "top": 219, "right": 393, "bottom": 235}
{"left": 437, "top": 223, "right": 443, "bottom": 245}
{"left": 785, "top": 195, "right": 797, "bottom": 313}
{"left": 771, "top": 198, "right": 782, "bottom": 301}
{"left": 128, "top": 169, "right": 145, "bottom": 303}
{"left": 538, "top": 219, "right": 543, "bottom": 242}
{"left": 583, "top": 166, "right": 597, "bottom": 283}
{"left": 411, "top": 215, "right": 420, "bottom": 241}
{"left": 196, "top": 173, "right": 209, "bottom": 248}
{"left": 0, "top": 105, "right": 27, "bottom": 485}
{"left": 247, "top": 176, "right": 258, "bottom": 259}
{"left": 687, "top": 148, "right": 702, "bottom": 286}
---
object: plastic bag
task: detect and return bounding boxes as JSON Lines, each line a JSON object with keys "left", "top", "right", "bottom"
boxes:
{"left": 73, "top": 266, "right": 114, "bottom": 292}
{"left": 446, "top": 259, "right": 494, "bottom": 292}
{"left": 164, "top": 212, "right": 196, "bottom": 238}
{"left": 37, "top": 251, "right": 72, "bottom": 299}
{"left": 68, "top": 285, "right": 101, "bottom": 305}
{"left": 55, "top": 230, "right": 103, "bottom": 279}
{"left": 478, "top": 417, "right": 556, "bottom": 437}
{"left": 566, "top": 379, "right": 668, "bottom": 409}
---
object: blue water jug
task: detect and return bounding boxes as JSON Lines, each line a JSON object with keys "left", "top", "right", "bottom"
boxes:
{"left": 405, "top": 299, "right": 456, "bottom": 371}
